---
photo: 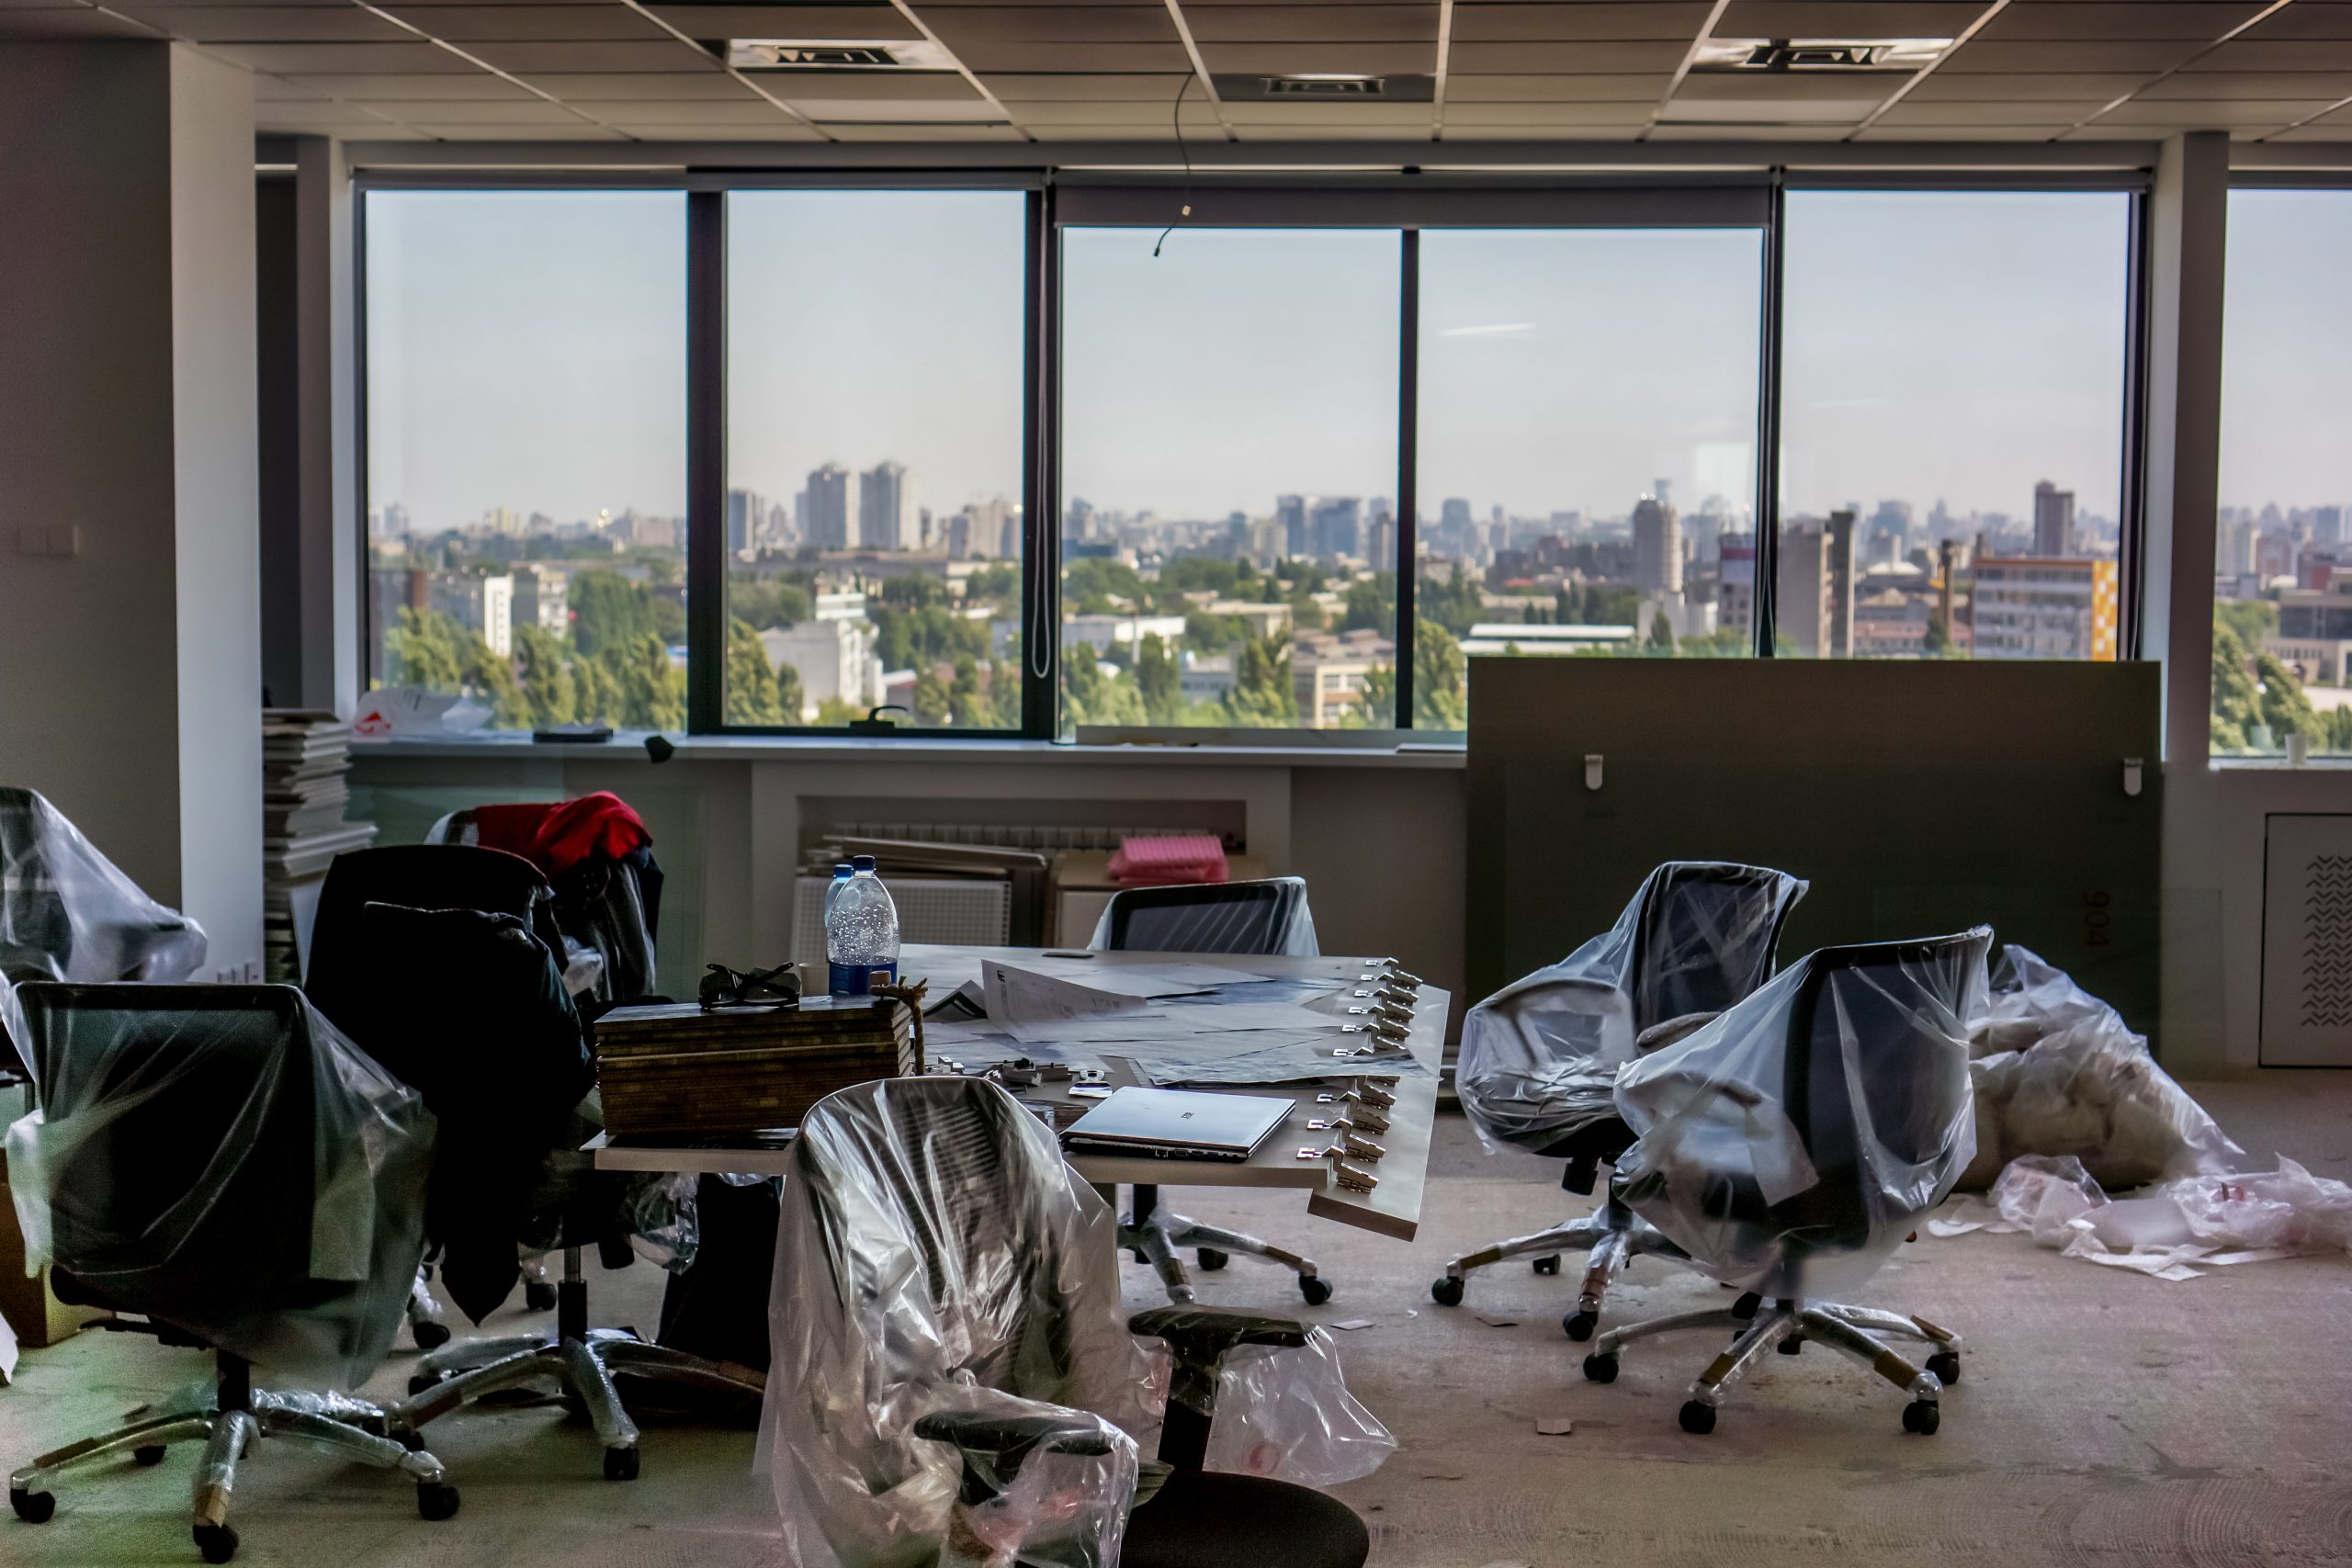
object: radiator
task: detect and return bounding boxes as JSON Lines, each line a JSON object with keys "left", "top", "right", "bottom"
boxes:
{"left": 2261, "top": 814, "right": 2352, "bottom": 1066}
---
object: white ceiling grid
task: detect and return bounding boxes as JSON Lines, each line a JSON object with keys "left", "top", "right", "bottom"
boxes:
{"left": 4, "top": 0, "right": 2352, "bottom": 144}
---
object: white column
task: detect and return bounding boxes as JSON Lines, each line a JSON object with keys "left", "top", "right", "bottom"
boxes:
{"left": 0, "top": 41, "right": 263, "bottom": 977}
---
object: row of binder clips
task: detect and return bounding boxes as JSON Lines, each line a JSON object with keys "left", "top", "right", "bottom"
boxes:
{"left": 1333, "top": 959, "right": 1422, "bottom": 1060}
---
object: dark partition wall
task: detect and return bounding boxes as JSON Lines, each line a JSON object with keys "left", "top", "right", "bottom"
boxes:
{"left": 1465, "top": 660, "right": 2165, "bottom": 1050}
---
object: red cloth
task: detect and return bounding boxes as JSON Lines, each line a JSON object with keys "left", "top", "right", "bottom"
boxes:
{"left": 1105, "top": 835, "right": 1229, "bottom": 888}
{"left": 470, "top": 792, "right": 650, "bottom": 878}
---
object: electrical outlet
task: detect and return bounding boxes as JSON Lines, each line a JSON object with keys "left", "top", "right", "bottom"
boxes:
{"left": 15, "top": 525, "right": 79, "bottom": 558}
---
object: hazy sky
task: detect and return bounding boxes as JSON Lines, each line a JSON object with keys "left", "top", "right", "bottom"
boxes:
{"left": 365, "top": 185, "right": 2345, "bottom": 536}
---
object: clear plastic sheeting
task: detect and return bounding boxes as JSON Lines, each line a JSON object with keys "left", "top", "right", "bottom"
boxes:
{"left": 1962, "top": 944, "right": 2244, "bottom": 1190}
{"left": 4, "top": 984, "right": 434, "bottom": 1389}
{"left": 1613, "top": 929, "right": 1990, "bottom": 1300}
{"left": 1456, "top": 863, "right": 1807, "bottom": 1154}
{"left": 1089, "top": 877, "right": 1320, "bottom": 958}
{"left": 0, "top": 787, "right": 208, "bottom": 1077}
{"left": 1182, "top": 1329, "right": 1395, "bottom": 1488}
{"left": 763, "top": 1076, "right": 1153, "bottom": 1568}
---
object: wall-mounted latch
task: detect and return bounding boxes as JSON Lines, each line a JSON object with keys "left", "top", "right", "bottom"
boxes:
{"left": 2122, "top": 758, "right": 2143, "bottom": 798}
{"left": 1584, "top": 753, "right": 1604, "bottom": 792}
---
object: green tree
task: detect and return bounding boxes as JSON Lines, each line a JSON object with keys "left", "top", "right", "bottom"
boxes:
{"left": 1924, "top": 614, "right": 1951, "bottom": 658}
{"left": 2256, "top": 649, "right": 2323, "bottom": 749}
{"left": 1419, "top": 563, "right": 1485, "bottom": 637}
{"left": 1184, "top": 611, "right": 1247, "bottom": 654}
{"left": 572, "top": 648, "right": 621, "bottom": 728}
{"left": 1341, "top": 571, "right": 1396, "bottom": 634}
{"left": 1063, "top": 647, "right": 1148, "bottom": 728}
{"left": 2216, "top": 597, "right": 2278, "bottom": 649}
{"left": 513, "top": 626, "right": 577, "bottom": 728}
{"left": 1647, "top": 610, "right": 1678, "bottom": 654}
{"left": 2326, "top": 705, "right": 2352, "bottom": 753}
{"left": 570, "top": 570, "right": 652, "bottom": 657}
{"left": 725, "top": 616, "right": 789, "bottom": 726}
{"left": 730, "top": 575, "right": 813, "bottom": 631}
{"left": 910, "top": 668, "right": 953, "bottom": 727}
{"left": 1360, "top": 661, "right": 1396, "bottom": 728}
{"left": 459, "top": 635, "right": 531, "bottom": 729}
{"left": 1223, "top": 633, "right": 1297, "bottom": 727}
{"left": 384, "top": 606, "right": 466, "bottom": 692}
{"left": 1135, "top": 632, "right": 1182, "bottom": 723}
{"left": 1414, "top": 620, "right": 1468, "bottom": 728}
{"left": 963, "top": 562, "right": 1019, "bottom": 603}
{"left": 1063, "top": 558, "right": 1145, "bottom": 613}
{"left": 605, "top": 631, "right": 685, "bottom": 732}
{"left": 2211, "top": 623, "right": 2265, "bottom": 750}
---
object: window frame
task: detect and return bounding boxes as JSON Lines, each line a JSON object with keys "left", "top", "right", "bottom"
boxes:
{"left": 353, "top": 168, "right": 2156, "bottom": 743}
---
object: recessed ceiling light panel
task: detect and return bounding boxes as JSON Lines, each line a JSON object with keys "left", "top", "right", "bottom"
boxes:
{"left": 723, "top": 39, "right": 956, "bottom": 72}
{"left": 1694, "top": 37, "right": 1951, "bottom": 72}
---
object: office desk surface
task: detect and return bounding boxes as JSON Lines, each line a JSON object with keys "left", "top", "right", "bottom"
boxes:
{"left": 590, "top": 944, "right": 1450, "bottom": 1242}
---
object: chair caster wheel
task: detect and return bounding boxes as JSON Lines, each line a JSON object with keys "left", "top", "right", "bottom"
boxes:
{"left": 416, "top": 1482, "right": 461, "bottom": 1521}
{"left": 1926, "top": 1351, "right": 1961, "bottom": 1386}
{"left": 1777, "top": 1334, "right": 1804, "bottom": 1355}
{"left": 604, "top": 1446, "right": 640, "bottom": 1482}
{"left": 525, "top": 1281, "right": 558, "bottom": 1313}
{"left": 407, "top": 1372, "right": 439, "bottom": 1397}
{"left": 393, "top": 1427, "right": 427, "bottom": 1453}
{"left": 412, "top": 1320, "right": 451, "bottom": 1352}
{"left": 10, "top": 1487, "right": 55, "bottom": 1524}
{"left": 1298, "top": 1276, "right": 1333, "bottom": 1306}
{"left": 1903, "top": 1400, "right": 1940, "bottom": 1435}
{"left": 134, "top": 1445, "right": 167, "bottom": 1467}
{"left": 1679, "top": 1401, "right": 1717, "bottom": 1436}
{"left": 1731, "top": 1292, "right": 1762, "bottom": 1320}
{"left": 1430, "top": 1277, "right": 1464, "bottom": 1307}
{"left": 1581, "top": 1353, "right": 1619, "bottom": 1384}
{"left": 1563, "top": 1310, "right": 1597, "bottom": 1342}
{"left": 194, "top": 1522, "right": 239, "bottom": 1563}
{"left": 1195, "top": 1247, "right": 1228, "bottom": 1270}
{"left": 1532, "top": 1255, "right": 1562, "bottom": 1276}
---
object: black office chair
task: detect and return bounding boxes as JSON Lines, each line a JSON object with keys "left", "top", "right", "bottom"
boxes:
{"left": 0, "top": 786, "right": 208, "bottom": 1079}
{"left": 1086, "top": 877, "right": 1335, "bottom": 1305}
{"left": 323, "top": 896, "right": 763, "bottom": 1482}
{"left": 425, "top": 800, "right": 665, "bottom": 1007}
{"left": 1582, "top": 928, "right": 1989, "bottom": 1435}
{"left": 769, "top": 1074, "right": 1371, "bottom": 1568}
{"left": 1442, "top": 862, "right": 1806, "bottom": 1337}
{"left": 5, "top": 984, "right": 454, "bottom": 1563}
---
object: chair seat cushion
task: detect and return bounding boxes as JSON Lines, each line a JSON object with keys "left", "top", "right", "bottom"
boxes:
{"left": 1120, "top": 1470, "right": 1369, "bottom": 1568}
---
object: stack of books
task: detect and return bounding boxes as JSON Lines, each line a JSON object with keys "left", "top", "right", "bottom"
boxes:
{"left": 262, "top": 710, "right": 377, "bottom": 981}
{"left": 594, "top": 995, "right": 919, "bottom": 1141}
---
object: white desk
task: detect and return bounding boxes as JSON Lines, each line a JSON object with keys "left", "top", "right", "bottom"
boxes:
{"left": 589, "top": 944, "right": 1450, "bottom": 1243}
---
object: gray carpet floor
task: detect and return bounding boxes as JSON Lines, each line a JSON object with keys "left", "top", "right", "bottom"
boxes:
{"left": 5, "top": 1072, "right": 2348, "bottom": 1567}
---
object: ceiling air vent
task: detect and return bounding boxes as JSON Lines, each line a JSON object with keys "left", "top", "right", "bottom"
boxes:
{"left": 1692, "top": 37, "right": 1951, "bottom": 73}
{"left": 1265, "top": 73, "right": 1384, "bottom": 96}
{"left": 722, "top": 38, "right": 956, "bottom": 72}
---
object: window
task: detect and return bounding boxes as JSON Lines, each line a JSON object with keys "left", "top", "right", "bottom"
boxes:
{"left": 1416, "top": 228, "right": 1765, "bottom": 722}
{"left": 364, "top": 190, "right": 687, "bottom": 729}
{"left": 1779, "top": 190, "right": 2133, "bottom": 662}
{"left": 723, "top": 190, "right": 1030, "bottom": 730}
{"left": 2216, "top": 187, "right": 2352, "bottom": 757}
{"left": 1058, "top": 227, "right": 1401, "bottom": 731}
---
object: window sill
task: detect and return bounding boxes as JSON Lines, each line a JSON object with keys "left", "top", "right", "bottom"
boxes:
{"left": 348, "top": 732, "right": 1468, "bottom": 770}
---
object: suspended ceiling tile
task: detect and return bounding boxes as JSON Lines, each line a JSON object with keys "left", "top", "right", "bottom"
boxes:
{"left": 514, "top": 70, "right": 763, "bottom": 96}
{"left": 1444, "top": 73, "right": 1670, "bottom": 100}
{"left": 1906, "top": 68, "right": 2150, "bottom": 97}
{"left": 202, "top": 39, "right": 483, "bottom": 70}
{"left": 769, "top": 70, "right": 984, "bottom": 99}
{"left": 2098, "top": 97, "right": 2322, "bottom": 123}
{"left": 2191, "top": 39, "right": 2352, "bottom": 70}
{"left": 2268, "top": 122, "right": 2352, "bottom": 138}
{"left": 113, "top": 6, "right": 412, "bottom": 41}
{"left": 1438, "top": 122, "right": 1648, "bottom": 139}
{"left": 1442, "top": 100, "right": 1655, "bottom": 124}
{"left": 1647, "top": 120, "right": 1851, "bottom": 138}
{"left": 1229, "top": 121, "right": 1421, "bottom": 138}
{"left": 2240, "top": 4, "right": 2352, "bottom": 40}
{"left": 1183, "top": 5, "right": 1440, "bottom": 42}
{"left": 2141, "top": 71, "right": 2352, "bottom": 97}
{"left": 1711, "top": 2, "right": 1994, "bottom": 38}
{"left": 1445, "top": 40, "right": 1692, "bottom": 72}
{"left": 1973, "top": 3, "right": 2268, "bottom": 41}
{"left": 463, "top": 39, "right": 722, "bottom": 72}
{"left": 1448, "top": 4, "right": 1708, "bottom": 42}
{"left": 920, "top": 6, "right": 1178, "bottom": 41}
{"left": 1874, "top": 96, "right": 2111, "bottom": 121}
{"left": 613, "top": 121, "right": 828, "bottom": 138}
{"left": 942, "top": 39, "right": 1193, "bottom": 70}
{"left": 357, "top": 97, "right": 590, "bottom": 123}
{"left": 253, "top": 101, "right": 408, "bottom": 127}
{"left": 566, "top": 97, "right": 805, "bottom": 122}
{"left": 408, "top": 120, "right": 629, "bottom": 138}
{"left": 1218, "top": 99, "right": 1439, "bottom": 123}
{"left": 277, "top": 72, "right": 541, "bottom": 97}
{"left": 1020, "top": 122, "right": 1179, "bottom": 138}
{"left": 638, "top": 6, "right": 923, "bottom": 39}
{"left": 1673, "top": 69, "right": 1899, "bottom": 102}
{"left": 1194, "top": 40, "right": 1435, "bottom": 72}
{"left": 1853, "top": 121, "right": 2073, "bottom": 139}
{"left": 997, "top": 97, "right": 1217, "bottom": 121}
{"left": 254, "top": 73, "right": 331, "bottom": 97}
{"left": 379, "top": 6, "right": 677, "bottom": 42}
{"left": 0, "top": 8, "right": 154, "bottom": 37}
{"left": 980, "top": 72, "right": 1192, "bottom": 97}
{"left": 1937, "top": 38, "right": 2210, "bottom": 71}
{"left": 820, "top": 120, "right": 1028, "bottom": 138}
{"left": 797, "top": 96, "right": 1007, "bottom": 118}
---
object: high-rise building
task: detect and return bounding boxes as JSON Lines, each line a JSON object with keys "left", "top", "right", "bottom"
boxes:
{"left": 1277, "top": 494, "right": 1309, "bottom": 558}
{"left": 1972, "top": 558, "right": 2119, "bottom": 660}
{"left": 726, "top": 487, "right": 768, "bottom": 555}
{"left": 2314, "top": 504, "right": 2346, "bottom": 547}
{"left": 431, "top": 570, "right": 514, "bottom": 658}
{"left": 1778, "top": 520, "right": 1833, "bottom": 657}
{"left": 1717, "top": 534, "right": 1756, "bottom": 645}
{"left": 860, "top": 460, "right": 916, "bottom": 550}
{"left": 803, "top": 463, "right": 860, "bottom": 550}
{"left": 1441, "top": 498, "right": 1472, "bottom": 530}
{"left": 2033, "top": 480, "right": 2076, "bottom": 558}
{"left": 1826, "top": 508, "right": 1858, "bottom": 660}
{"left": 511, "top": 563, "right": 568, "bottom": 637}
{"left": 1632, "top": 491, "right": 1682, "bottom": 597}
{"left": 1308, "top": 496, "right": 1362, "bottom": 559}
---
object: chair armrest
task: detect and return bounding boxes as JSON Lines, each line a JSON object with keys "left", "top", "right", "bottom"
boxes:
{"left": 1635, "top": 1011, "right": 1718, "bottom": 1055}
{"left": 1128, "top": 1307, "right": 1310, "bottom": 1471}
{"left": 912, "top": 1409, "right": 1116, "bottom": 1506}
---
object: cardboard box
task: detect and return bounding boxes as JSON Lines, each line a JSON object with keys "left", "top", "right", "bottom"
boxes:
{"left": 0, "top": 1181, "right": 107, "bottom": 1348}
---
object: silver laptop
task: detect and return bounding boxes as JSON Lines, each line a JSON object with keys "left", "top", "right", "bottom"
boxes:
{"left": 1061, "top": 1087, "right": 1293, "bottom": 1163}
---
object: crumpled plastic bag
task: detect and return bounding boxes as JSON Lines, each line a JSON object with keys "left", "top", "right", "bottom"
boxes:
{"left": 1140, "top": 1325, "right": 1396, "bottom": 1489}
{"left": 1961, "top": 945, "right": 2242, "bottom": 1190}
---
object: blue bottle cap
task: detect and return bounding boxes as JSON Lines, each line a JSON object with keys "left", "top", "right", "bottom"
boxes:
{"left": 832, "top": 862, "right": 854, "bottom": 876}
{"left": 852, "top": 854, "right": 877, "bottom": 872}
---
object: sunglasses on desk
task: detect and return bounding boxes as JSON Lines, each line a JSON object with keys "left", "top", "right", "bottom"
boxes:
{"left": 698, "top": 962, "right": 801, "bottom": 1011}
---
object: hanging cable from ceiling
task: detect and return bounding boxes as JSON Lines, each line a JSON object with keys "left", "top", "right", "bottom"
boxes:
{"left": 1152, "top": 72, "right": 1196, "bottom": 258}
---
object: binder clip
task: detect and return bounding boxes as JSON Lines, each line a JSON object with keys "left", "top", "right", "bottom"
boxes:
{"left": 1295, "top": 1145, "right": 1381, "bottom": 1192}
{"left": 1304, "top": 1118, "right": 1385, "bottom": 1162}
{"left": 1316, "top": 1089, "right": 1391, "bottom": 1134}
{"left": 1351, "top": 1079, "right": 1398, "bottom": 1111}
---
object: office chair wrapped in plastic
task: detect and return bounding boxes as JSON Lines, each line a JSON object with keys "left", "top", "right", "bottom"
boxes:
{"left": 5, "top": 984, "right": 454, "bottom": 1562}
{"left": 1582, "top": 929, "right": 1990, "bottom": 1436}
{"left": 0, "top": 787, "right": 208, "bottom": 1078}
{"left": 1440, "top": 863, "right": 1805, "bottom": 1335}
{"left": 764, "top": 1075, "right": 1374, "bottom": 1568}
{"left": 1088, "top": 877, "right": 1333, "bottom": 1305}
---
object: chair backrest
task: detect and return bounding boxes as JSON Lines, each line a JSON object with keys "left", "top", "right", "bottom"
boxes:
{"left": 1093, "top": 876, "right": 1319, "bottom": 957}
{"left": 429, "top": 803, "right": 664, "bottom": 1003}
{"left": 0, "top": 786, "right": 206, "bottom": 987}
{"left": 1625, "top": 861, "right": 1806, "bottom": 1031}
{"left": 305, "top": 843, "right": 559, "bottom": 999}
{"left": 1775, "top": 929, "right": 1990, "bottom": 1248}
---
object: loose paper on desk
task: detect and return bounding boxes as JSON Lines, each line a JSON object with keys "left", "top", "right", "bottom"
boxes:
{"left": 982, "top": 960, "right": 1150, "bottom": 1034}
{"left": 998, "top": 957, "right": 1245, "bottom": 999}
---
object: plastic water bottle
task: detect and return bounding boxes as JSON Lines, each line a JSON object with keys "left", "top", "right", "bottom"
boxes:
{"left": 827, "top": 853, "right": 899, "bottom": 997}
{"left": 823, "top": 861, "right": 854, "bottom": 920}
